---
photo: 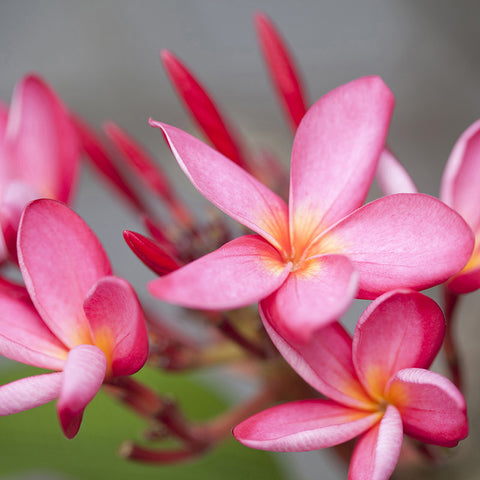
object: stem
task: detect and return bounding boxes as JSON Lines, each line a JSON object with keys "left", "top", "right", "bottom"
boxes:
{"left": 196, "top": 383, "right": 280, "bottom": 442}
{"left": 442, "top": 287, "right": 463, "bottom": 390}
{"left": 120, "top": 442, "right": 206, "bottom": 463}
{"left": 216, "top": 314, "right": 268, "bottom": 360}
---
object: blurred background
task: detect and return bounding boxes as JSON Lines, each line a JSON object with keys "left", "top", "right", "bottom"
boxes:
{"left": 1, "top": 1, "right": 480, "bottom": 479}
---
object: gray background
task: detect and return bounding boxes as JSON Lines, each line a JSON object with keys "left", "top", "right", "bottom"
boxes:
{"left": 1, "top": 1, "right": 480, "bottom": 479}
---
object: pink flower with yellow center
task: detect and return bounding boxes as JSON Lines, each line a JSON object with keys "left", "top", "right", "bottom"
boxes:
{"left": 0, "top": 199, "right": 148, "bottom": 438}
{"left": 234, "top": 290, "right": 468, "bottom": 480}
{"left": 148, "top": 76, "right": 473, "bottom": 341}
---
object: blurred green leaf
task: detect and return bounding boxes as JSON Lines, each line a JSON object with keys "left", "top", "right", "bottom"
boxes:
{"left": 0, "top": 365, "right": 285, "bottom": 480}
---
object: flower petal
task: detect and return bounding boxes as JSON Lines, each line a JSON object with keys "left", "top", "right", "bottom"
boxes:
{"left": 447, "top": 264, "right": 480, "bottom": 294}
{"left": 385, "top": 368, "right": 468, "bottom": 447}
{"left": 260, "top": 254, "right": 358, "bottom": 341}
{"left": 0, "top": 291, "right": 67, "bottom": 370}
{"left": 123, "top": 230, "right": 182, "bottom": 276}
{"left": 0, "top": 372, "right": 62, "bottom": 415}
{"left": 375, "top": 148, "right": 418, "bottom": 196}
{"left": 233, "top": 399, "right": 381, "bottom": 452}
{"left": 440, "top": 118, "right": 480, "bottom": 231}
{"left": 57, "top": 344, "right": 107, "bottom": 439}
{"left": 2, "top": 74, "right": 79, "bottom": 203}
{"left": 352, "top": 290, "right": 445, "bottom": 399}
{"left": 18, "top": 199, "right": 112, "bottom": 348}
{"left": 324, "top": 193, "right": 474, "bottom": 298}
{"left": 84, "top": 276, "right": 148, "bottom": 377}
{"left": 0, "top": 181, "right": 40, "bottom": 258}
{"left": 290, "top": 76, "right": 394, "bottom": 237}
{"left": 254, "top": 12, "right": 308, "bottom": 131}
{"left": 0, "top": 101, "right": 8, "bottom": 139}
{"left": 260, "top": 306, "right": 374, "bottom": 409}
{"left": 160, "top": 50, "right": 248, "bottom": 169}
{"left": 149, "top": 235, "right": 291, "bottom": 310}
{"left": 150, "top": 121, "right": 289, "bottom": 252}
{"left": 349, "top": 405, "right": 403, "bottom": 480}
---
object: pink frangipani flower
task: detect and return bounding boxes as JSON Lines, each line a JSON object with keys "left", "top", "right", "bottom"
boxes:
{"left": 377, "top": 120, "right": 480, "bottom": 294}
{"left": 148, "top": 76, "right": 473, "bottom": 341}
{"left": 234, "top": 290, "right": 468, "bottom": 480}
{"left": 0, "top": 75, "right": 80, "bottom": 261}
{"left": 0, "top": 199, "right": 148, "bottom": 438}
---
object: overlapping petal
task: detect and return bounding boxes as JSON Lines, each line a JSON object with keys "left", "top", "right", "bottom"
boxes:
{"left": 261, "top": 306, "right": 374, "bottom": 409}
{"left": 385, "top": 368, "right": 468, "bottom": 447}
{"left": 440, "top": 119, "right": 480, "bottom": 231}
{"left": 375, "top": 148, "right": 418, "bottom": 196}
{"left": 349, "top": 405, "right": 403, "bottom": 480}
{"left": 233, "top": 399, "right": 381, "bottom": 452}
{"left": 57, "top": 344, "right": 107, "bottom": 439}
{"left": 260, "top": 254, "right": 358, "bottom": 341}
{"left": 84, "top": 276, "right": 148, "bottom": 377}
{"left": 289, "top": 76, "right": 394, "bottom": 236}
{"left": 150, "top": 121, "right": 289, "bottom": 251}
{"left": 352, "top": 290, "right": 445, "bottom": 399}
{"left": 1, "top": 75, "right": 79, "bottom": 203}
{"left": 0, "top": 292, "right": 67, "bottom": 370}
{"left": 324, "top": 193, "right": 474, "bottom": 298}
{"left": 0, "top": 181, "right": 40, "bottom": 257}
{"left": 0, "top": 372, "right": 62, "bottom": 415}
{"left": 149, "top": 235, "right": 291, "bottom": 310}
{"left": 18, "top": 199, "right": 112, "bottom": 348}
{"left": 447, "top": 261, "right": 480, "bottom": 294}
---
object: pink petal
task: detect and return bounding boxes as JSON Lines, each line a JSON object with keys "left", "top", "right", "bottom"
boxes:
{"left": 385, "top": 368, "right": 468, "bottom": 447}
{"left": 261, "top": 306, "right": 374, "bottom": 409}
{"left": 260, "top": 254, "right": 358, "bottom": 341}
{"left": 375, "top": 148, "right": 418, "bottom": 195}
{"left": 2, "top": 74, "right": 79, "bottom": 203}
{"left": 0, "top": 291, "right": 67, "bottom": 370}
{"left": 149, "top": 235, "right": 291, "bottom": 310}
{"left": 352, "top": 290, "right": 445, "bottom": 399}
{"left": 150, "top": 121, "right": 289, "bottom": 252}
{"left": 324, "top": 193, "right": 474, "bottom": 298}
{"left": 233, "top": 399, "right": 381, "bottom": 452}
{"left": 57, "top": 344, "right": 107, "bottom": 439}
{"left": 447, "top": 263, "right": 480, "bottom": 294}
{"left": 161, "top": 50, "right": 247, "bottom": 168}
{"left": 18, "top": 199, "right": 112, "bottom": 348}
{"left": 440, "top": 119, "right": 480, "bottom": 231}
{"left": 0, "top": 100, "right": 8, "bottom": 139}
{"left": 289, "top": 76, "right": 394, "bottom": 237}
{"left": 349, "top": 405, "right": 403, "bottom": 480}
{"left": 83, "top": 276, "right": 148, "bottom": 377}
{"left": 0, "top": 181, "right": 40, "bottom": 259}
{"left": 254, "top": 12, "right": 308, "bottom": 131}
{"left": 0, "top": 372, "right": 62, "bottom": 415}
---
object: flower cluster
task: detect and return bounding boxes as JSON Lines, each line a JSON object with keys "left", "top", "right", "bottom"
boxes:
{"left": 0, "top": 11, "right": 477, "bottom": 480}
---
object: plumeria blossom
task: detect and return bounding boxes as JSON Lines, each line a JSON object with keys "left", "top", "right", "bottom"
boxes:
{"left": 148, "top": 76, "right": 473, "bottom": 341}
{"left": 0, "top": 199, "right": 148, "bottom": 438}
{"left": 0, "top": 74, "right": 80, "bottom": 261}
{"left": 377, "top": 120, "right": 480, "bottom": 294}
{"left": 234, "top": 290, "right": 468, "bottom": 480}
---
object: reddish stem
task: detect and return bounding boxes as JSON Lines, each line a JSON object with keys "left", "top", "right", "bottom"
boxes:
{"left": 216, "top": 315, "right": 268, "bottom": 360}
